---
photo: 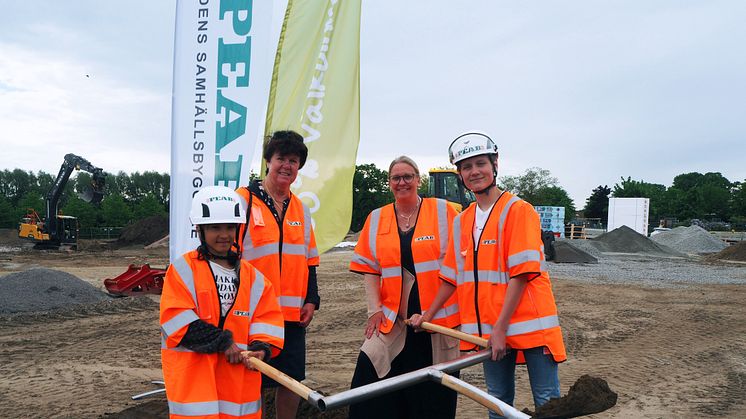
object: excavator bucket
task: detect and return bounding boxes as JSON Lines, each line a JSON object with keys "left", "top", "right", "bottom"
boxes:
{"left": 78, "top": 173, "right": 106, "bottom": 203}
{"left": 78, "top": 187, "right": 104, "bottom": 203}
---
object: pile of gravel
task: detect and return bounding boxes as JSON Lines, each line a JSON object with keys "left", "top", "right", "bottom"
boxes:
{"left": 0, "top": 268, "right": 111, "bottom": 314}
{"left": 650, "top": 225, "right": 728, "bottom": 254}
{"left": 590, "top": 225, "right": 683, "bottom": 256}
{"left": 553, "top": 241, "right": 598, "bottom": 264}
{"left": 555, "top": 238, "right": 604, "bottom": 260}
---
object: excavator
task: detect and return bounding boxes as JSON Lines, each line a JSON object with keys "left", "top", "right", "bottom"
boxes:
{"left": 18, "top": 154, "right": 106, "bottom": 250}
{"left": 427, "top": 168, "right": 474, "bottom": 211}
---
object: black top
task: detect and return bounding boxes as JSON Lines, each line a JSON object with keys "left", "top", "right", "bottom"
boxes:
{"left": 399, "top": 227, "right": 422, "bottom": 318}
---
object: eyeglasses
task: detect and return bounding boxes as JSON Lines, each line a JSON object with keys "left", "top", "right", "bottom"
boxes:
{"left": 390, "top": 174, "right": 416, "bottom": 184}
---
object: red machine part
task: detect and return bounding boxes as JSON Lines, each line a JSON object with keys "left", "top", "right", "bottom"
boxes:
{"left": 104, "top": 264, "right": 165, "bottom": 296}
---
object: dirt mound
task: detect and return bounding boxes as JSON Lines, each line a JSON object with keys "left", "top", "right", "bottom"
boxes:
{"left": 0, "top": 268, "right": 111, "bottom": 314}
{"left": 651, "top": 225, "right": 728, "bottom": 254}
{"left": 525, "top": 374, "right": 617, "bottom": 418}
{"left": 704, "top": 241, "right": 746, "bottom": 262}
{"left": 117, "top": 215, "right": 169, "bottom": 247}
{"left": 553, "top": 241, "right": 598, "bottom": 264}
{"left": 591, "top": 225, "right": 683, "bottom": 256}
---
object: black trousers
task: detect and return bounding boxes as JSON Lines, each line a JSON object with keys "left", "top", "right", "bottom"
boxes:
{"left": 348, "top": 327, "right": 458, "bottom": 419}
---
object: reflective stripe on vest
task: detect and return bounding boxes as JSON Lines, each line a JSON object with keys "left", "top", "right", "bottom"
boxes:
{"left": 351, "top": 252, "right": 381, "bottom": 272}
{"left": 437, "top": 199, "right": 448, "bottom": 260}
{"left": 168, "top": 399, "right": 261, "bottom": 416}
{"left": 279, "top": 295, "right": 304, "bottom": 309}
{"left": 249, "top": 322, "right": 285, "bottom": 339}
{"left": 381, "top": 304, "right": 397, "bottom": 324}
{"left": 432, "top": 302, "right": 459, "bottom": 320}
{"left": 248, "top": 269, "right": 265, "bottom": 319}
{"left": 161, "top": 309, "right": 199, "bottom": 337}
{"left": 457, "top": 269, "right": 510, "bottom": 285}
{"left": 453, "top": 214, "right": 465, "bottom": 276}
{"left": 172, "top": 256, "right": 197, "bottom": 304}
{"left": 415, "top": 259, "right": 440, "bottom": 273}
{"left": 381, "top": 266, "right": 401, "bottom": 280}
{"left": 507, "top": 249, "right": 542, "bottom": 270}
{"left": 368, "top": 208, "right": 382, "bottom": 261}
{"left": 496, "top": 196, "right": 521, "bottom": 272}
{"left": 462, "top": 315, "right": 559, "bottom": 337}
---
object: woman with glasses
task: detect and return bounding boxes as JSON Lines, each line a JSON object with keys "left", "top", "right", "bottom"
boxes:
{"left": 348, "top": 156, "right": 461, "bottom": 418}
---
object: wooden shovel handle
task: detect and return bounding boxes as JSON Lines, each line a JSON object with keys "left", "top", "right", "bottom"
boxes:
{"left": 406, "top": 320, "right": 490, "bottom": 347}
{"left": 440, "top": 374, "right": 505, "bottom": 417}
{"left": 241, "top": 352, "right": 313, "bottom": 400}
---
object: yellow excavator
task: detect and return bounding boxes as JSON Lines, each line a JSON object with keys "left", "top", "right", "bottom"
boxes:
{"left": 427, "top": 168, "right": 474, "bottom": 211}
{"left": 18, "top": 154, "right": 105, "bottom": 250}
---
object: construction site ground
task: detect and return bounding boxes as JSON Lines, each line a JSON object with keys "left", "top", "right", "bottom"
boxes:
{"left": 1, "top": 240, "right": 746, "bottom": 418}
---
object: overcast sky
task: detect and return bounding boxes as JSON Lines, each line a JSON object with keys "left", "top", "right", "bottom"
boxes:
{"left": 1, "top": 1, "right": 744, "bottom": 206}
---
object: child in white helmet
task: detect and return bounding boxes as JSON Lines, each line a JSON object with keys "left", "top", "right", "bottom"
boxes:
{"left": 159, "top": 185, "right": 284, "bottom": 419}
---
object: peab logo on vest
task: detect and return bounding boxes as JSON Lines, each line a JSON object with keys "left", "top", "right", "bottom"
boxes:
{"left": 482, "top": 239, "right": 497, "bottom": 245}
{"left": 287, "top": 220, "right": 301, "bottom": 227}
{"left": 415, "top": 235, "right": 435, "bottom": 242}
{"left": 233, "top": 310, "right": 250, "bottom": 317}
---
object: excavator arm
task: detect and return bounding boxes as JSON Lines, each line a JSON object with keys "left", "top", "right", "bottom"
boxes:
{"left": 44, "top": 154, "right": 106, "bottom": 242}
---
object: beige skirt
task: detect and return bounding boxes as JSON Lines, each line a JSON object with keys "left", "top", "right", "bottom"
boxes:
{"left": 361, "top": 269, "right": 460, "bottom": 378}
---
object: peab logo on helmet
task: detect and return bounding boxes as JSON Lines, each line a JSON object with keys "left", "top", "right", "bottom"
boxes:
{"left": 206, "top": 196, "right": 235, "bottom": 203}
{"left": 455, "top": 145, "right": 484, "bottom": 159}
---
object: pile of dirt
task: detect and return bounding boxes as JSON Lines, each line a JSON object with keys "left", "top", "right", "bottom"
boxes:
{"left": 525, "top": 374, "right": 617, "bottom": 418}
{"left": 590, "top": 225, "right": 683, "bottom": 256}
{"left": 0, "top": 268, "right": 111, "bottom": 314}
{"left": 117, "top": 215, "right": 169, "bottom": 247}
{"left": 651, "top": 225, "right": 728, "bottom": 254}
{"left": 552, "top": 241, "right": 598, "bottom": 264}
{"left": 703, "top": 241, "right": 746, "bottom": 262}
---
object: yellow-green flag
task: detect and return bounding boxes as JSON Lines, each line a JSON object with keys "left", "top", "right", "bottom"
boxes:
{"left": 265, "top": 0, "right": 361, "bottom": 253}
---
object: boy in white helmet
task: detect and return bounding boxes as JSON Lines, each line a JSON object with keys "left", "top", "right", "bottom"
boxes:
{"left": 411, "top": 133, "right": 566, "bottom": 418}
{"left": 159, "top": 185, "right": 284, "bottom": 419}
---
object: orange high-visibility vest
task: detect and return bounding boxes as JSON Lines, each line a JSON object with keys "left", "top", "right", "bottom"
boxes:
{"left": 160, "top": 251, "right": 285, "bottom": 419}
{"left": 236, "top": 188, "right": 319, "bottom": 322}
{"left": 350, "top": 198, "right": 460, "bottom": 334}
{"left": 440, "top": 192, "right": 566, "bottom": 362}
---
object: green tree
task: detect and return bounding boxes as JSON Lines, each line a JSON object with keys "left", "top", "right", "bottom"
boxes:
{"left": 499, "top": 167, "right": 575, "bottom": 221}
{"left": 16, "top": 192, "right": 45, "bottom": 220}
{"left": 61, "top": 195, "right": 99, "bottom": 229}
{"left": 0, "top": 197, "right": 16, "bottom": 228}
{"left": 133, "top": 193, "right": 167, "bottom": 219}
{"left": 583, "top": 185, "right": 611, "bottom": 220}
{"left": 351, "top": 163, "right": 392, "bottom": 232}
{"left": 533, "top": 186, "right": 576, "bottom": 222}
{"left": 667, "top": 172, "right": 734, "bottom": 221}
{"left": 101, "top": 195, "right": 133, "bottom": 227}
{"left": 499, "top": 167, "right": 558, "bottom": 203}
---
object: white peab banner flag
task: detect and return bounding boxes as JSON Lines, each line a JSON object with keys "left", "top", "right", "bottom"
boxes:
{"left": 169, "top": 0, "right": 281, "bottom": 262}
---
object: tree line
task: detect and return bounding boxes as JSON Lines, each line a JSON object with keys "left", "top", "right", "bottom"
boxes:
{"left": 1, "top": 166, "right": 743, "bottom": 232}
{"left": 0, "top": 169, "right": 169, "bottom": 229}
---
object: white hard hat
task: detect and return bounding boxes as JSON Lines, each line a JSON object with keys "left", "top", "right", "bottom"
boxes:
{"left": 448, "top": 132, "right": 498, "bottom": 165}
{"left": 189, "top": 186, "right": 246, "bottom": 225}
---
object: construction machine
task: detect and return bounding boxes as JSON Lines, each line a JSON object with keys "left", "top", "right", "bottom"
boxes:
{"left": 427, "top": 168, "right": 474, "bottom": 211}
{"left": 18, "top": 153, "right": 106, "bottom": 250}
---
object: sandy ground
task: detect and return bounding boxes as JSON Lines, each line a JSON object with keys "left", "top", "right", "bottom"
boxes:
{"left": 1, "top": 245, "right": 745, "bottom": 418}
